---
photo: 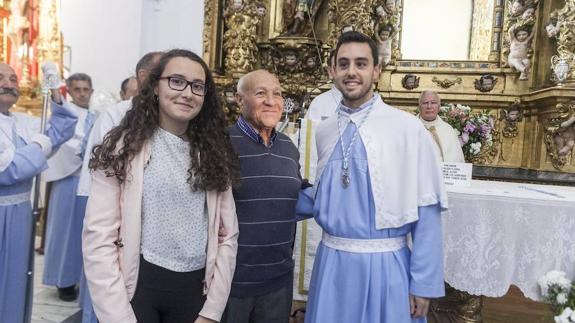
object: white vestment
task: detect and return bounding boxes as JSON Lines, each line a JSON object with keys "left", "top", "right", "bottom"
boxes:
{"left": 315, "top": 96, "right": 448, "bottom": 229}
{"left": 0, "top": 113, "right": 40, "bottom": 171}
{"left": 419, "top": 116, "right": 465, "bottom": 163}
{"left": 305, "top": 86, "right": 341, "bottom": 121}
{"left": 76, "top": 99, "right": 132, "bottom": 196}
{"left": 43, "top": 102, "right": 89, "bottom": 182}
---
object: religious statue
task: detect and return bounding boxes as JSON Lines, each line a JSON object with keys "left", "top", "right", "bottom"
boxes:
{"left": 502, "top": 0, "right": 538, "bottom": 72}
{"left": 7, "top": 0, "right": 34, "bottom": 84}
{"left": 555, "top": 114, "right": 575, "bottom": 156}
{"left": 283, "top": 50, "right": 300, "bottom": 73}
{"left": 223, "top": 0, "right": 265, "bottom": 75}
{"left": 474, "top": 75, "right": 498, "bottom": 93}
{"left": 509, "top": 0, "right": 525, "bottom": 17}
{"left": 374, "top": 24, "right": 395, "bottom": 66}
{"left": 374, "top": 0, "right": 397, "bottom": 22}
{"left": 501, "top": 102, "right": 523, "bottom": 138}
{"left": 372, "top": 0, "right": 400, "bottom": 66}
{"left": 508, "top": 24, "right": 534, "bottom": 80}
{"left": 401, "top": 74, "right": 420, "bottom": 90}
{"left": 282, "top": 0, "right": 323, "bottom": 36}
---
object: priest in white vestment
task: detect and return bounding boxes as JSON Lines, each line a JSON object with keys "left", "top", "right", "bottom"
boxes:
{"left": 418, "top": 90, "right": 465, "bottom": 163}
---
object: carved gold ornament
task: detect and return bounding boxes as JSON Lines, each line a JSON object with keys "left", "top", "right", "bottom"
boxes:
{"left": 544, "top": 101, "right": 575, "bottom": 170}
{"left": 474, "top": 75, "right": 498, "bottom": 93}
{"left": 432, "top": 77, "right": 462, "bottom": 89}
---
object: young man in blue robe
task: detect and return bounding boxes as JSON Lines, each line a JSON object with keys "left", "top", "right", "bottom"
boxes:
{"left": 0, "top": 62, "right": 78, "bottom": 323}
{"left": 297, "top": 31, "right": 447, "bottom": 323}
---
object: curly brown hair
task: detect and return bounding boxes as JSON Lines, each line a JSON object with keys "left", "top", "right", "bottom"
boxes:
{"left": 89, "top": 49, "right": 240, "bottom": 192}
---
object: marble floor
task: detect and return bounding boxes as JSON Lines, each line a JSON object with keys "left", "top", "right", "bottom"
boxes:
{"left": 31, "top": 239, "right": 82, "bottom": 323}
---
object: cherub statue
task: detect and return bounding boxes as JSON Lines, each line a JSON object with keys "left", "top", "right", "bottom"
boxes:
{"left": 283, "top": 50, "right": 300, "bottom": 73}
{"left": 510, "top": 0, "right": 525, "bottom": 17}
{"left": 374, "top": 24, "right": 395, "bottom": 66}
{"left": 304, "top": 56, "right": 317, "bottom": 71}
{"left": 508, "top": 24, "right": 534, "bottom": 80}
{"left": 522, "top": 7, "right": 535, "bottom": 20}
{"left": 555, "top": 114, "right": 575, "bottom": 156}
{"left": 375, "top": 0, "right": 396, "bottom": 17}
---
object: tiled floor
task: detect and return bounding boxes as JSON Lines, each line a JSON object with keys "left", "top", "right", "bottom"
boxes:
{"left": 31, "top": 240, "right": 81, "bottom": 323}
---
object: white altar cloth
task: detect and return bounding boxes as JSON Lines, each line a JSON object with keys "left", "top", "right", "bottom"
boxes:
{"left": 444, "top": 180, "right": 575, "bottom": 300}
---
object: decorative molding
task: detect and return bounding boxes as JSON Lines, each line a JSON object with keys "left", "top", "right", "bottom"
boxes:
{"left": 546, "top": 0, "right": 575, "bottom": 83}
{"left": 544, "top": 101, "right": 575, "bottom": 170}
{"left": 432, "top": 76, "right": 462, "bottom": 89}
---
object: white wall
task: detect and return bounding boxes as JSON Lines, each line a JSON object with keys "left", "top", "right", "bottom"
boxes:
{"left": 60, "top": 0, "right": 204, "bottom": 99}
{"left": 140, "top": 0, "right": 204, "bottom": 55}
{"left": 401, "top": 0, "right": 473, "bottom": 60}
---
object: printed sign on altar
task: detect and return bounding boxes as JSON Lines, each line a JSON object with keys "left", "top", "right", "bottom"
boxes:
{"left": 442, "top": 162, "right": 472, "bottom": 187}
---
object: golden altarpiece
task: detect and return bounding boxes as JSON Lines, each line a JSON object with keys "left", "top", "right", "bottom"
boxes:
{"left": 204, "top": 0, "right": 574, "bottom": 321}
{"left": 0, "top": 0, "right": 63, "bottom": 114}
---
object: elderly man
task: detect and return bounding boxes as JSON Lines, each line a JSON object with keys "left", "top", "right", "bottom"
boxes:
{"left": 305, "top": 50, "right": 342, "bottom": 121}
{"left": 221, "top": 70, "right": 301, "bottom": 323}
{"left": 0, "top": 62, "right": 77, "bottom": 323}
{"left": 42, "top": 73, "right": 94, "bottom": 301}
{"left": 297, "top": 31, "right": 446, "bottom": 323}
{"left": 418, "top": 90, "right": 465, "bottom": 163}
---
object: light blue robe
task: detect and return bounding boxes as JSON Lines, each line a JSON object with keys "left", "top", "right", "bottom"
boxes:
{"left": 0, "top": 101, "right": 77, "bottom": 323}
{"left": 42, "top": 175, "right": 84, "bottom": 287}
{"left": 43, "top": 108, "right": 93, "bottom": 288}
{"left": 299, "top": 123, "right": 445, "bottom": 323}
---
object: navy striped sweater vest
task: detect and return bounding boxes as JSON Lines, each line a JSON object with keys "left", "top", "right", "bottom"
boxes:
{"left": 228, "top": 125, "right": 301, "bottom": 297}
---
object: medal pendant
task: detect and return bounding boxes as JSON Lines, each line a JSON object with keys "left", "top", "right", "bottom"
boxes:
{"left": 342, "top": 172, "right": 350, "bottom": 188}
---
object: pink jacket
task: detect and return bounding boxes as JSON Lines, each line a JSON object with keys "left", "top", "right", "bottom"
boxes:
{"left": 82, "top": 141, "right": 238, "bottom": 323}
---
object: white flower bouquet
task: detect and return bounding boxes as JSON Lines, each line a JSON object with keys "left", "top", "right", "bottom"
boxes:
{"left": 539, "top": 270, "right": 575, "bottom": 322}
{"left": 439, "top": 103, "right": 496, "bottom": 162}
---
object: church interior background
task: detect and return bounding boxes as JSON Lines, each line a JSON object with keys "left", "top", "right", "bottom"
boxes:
{"left": 4, "top": 0, "right": 575, "bottom": 322}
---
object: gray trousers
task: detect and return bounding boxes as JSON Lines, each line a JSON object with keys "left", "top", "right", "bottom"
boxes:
{"left": 221, "top": 285, "right": 292, "bottom": 323}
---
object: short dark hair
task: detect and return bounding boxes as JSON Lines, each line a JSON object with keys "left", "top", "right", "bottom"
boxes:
{"left": 135, "top": 51, "right": 163, "bottom": 74}
{"left": 66, "top": 73, "right": 92, "bottom": 88}
{"left": 120, "top": 77, "right": 133, "bottom": 93}
{"left": 328, "top": 50, "right": 336, "bottom": 67}
{"left": 334, "top": 31, "right": 379, "bottom": 66}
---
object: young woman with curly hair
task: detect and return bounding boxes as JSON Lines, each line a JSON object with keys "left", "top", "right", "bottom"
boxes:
{"left": 82, "top": 49, "right": 240, "bottom": 323}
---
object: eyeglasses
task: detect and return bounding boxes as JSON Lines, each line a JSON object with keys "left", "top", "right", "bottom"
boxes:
{"left": 160, "top": 76, "right": 207, "bottom": 96}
